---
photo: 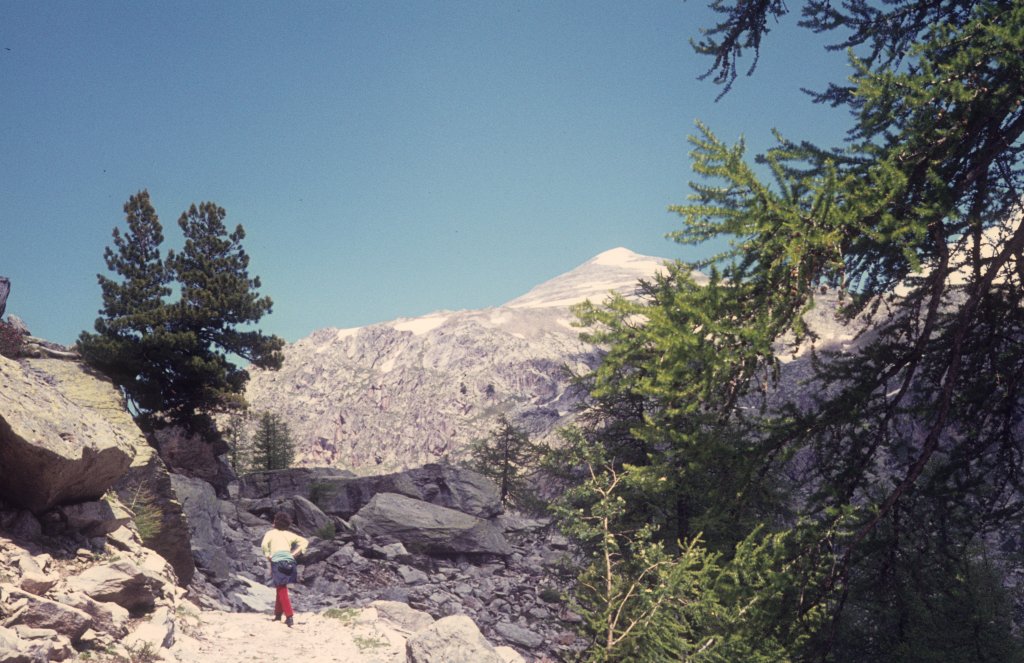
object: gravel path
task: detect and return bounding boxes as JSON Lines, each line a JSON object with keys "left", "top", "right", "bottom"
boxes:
{"left": 167, "top": 607, "right": 407, "bottom": 663}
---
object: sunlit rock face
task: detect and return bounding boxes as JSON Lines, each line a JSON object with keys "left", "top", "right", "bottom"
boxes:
{"left": 0, "top": 355, "right": 141, "bottom": 513}
{"left": 243, "top": 248, "right": 681, "bottom": 471}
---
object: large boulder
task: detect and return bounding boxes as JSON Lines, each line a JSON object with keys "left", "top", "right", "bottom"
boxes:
{"left": 350, "top": 493, "right": 511, "bottom": 556}
{"left": 154, "top": 426, "right": 235, "bottom": 495}
{"left": 0, "top": 357, "right": 139, "bottom": 513}
{"left": 169, "top": 475, "right": 232, "bottom": 587}
{"left": 243, "top": 464, "right": 503, "bottom": 520}
{"left": 65, "top": 557, "right": 166, "bottom": 614}
{"left": 406, "top": 614, "right": 505, "bottom": 663}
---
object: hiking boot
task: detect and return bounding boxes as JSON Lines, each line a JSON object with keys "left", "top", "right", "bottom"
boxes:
{"left": 285, "top": 615, "right": 294, "bottom": 627}
{"left": 273, "top": 614, "right": 282, "bottom": 622}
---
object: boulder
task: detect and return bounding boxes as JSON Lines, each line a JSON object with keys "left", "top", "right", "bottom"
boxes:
{"left": 406, "top": 614, "right": 505, "bottom": 663}
{"left": 311, "top": 464, "right": 503, "bottom": 519}
{"left": 290, "top": 495, "right": 332, "bottom": 536}
{"left": 169, "top": 475, "right": 232, "bottom": 587}
{"left": 14, "top": 555, "right": 57, "bottom": 596}
{"left": 2, "top": 586, "right": 92, "bottom": 643}
{"left": 154, "top": 426, "right": 234, "bottom": 494}
{"left": 237, "top": 467, "right": 353, "bottom": 500}
{"left": 0, "top": 357, "right": 139, "bottom": 513}
{"left": 65, "top": 558, "right": 164, "bottom": 613}
{"left": 58, "top": 499, "right": 132, "bottom": 538}
{"left": 114, "top": 445, "right": 195, "bottom": 586}
{"left": 494, "top": 620, "right": 544, "bottom": 649}
{"left": 54, "top": 591, "right": 129, "bottom": 638}
{"left": 350, "top": 493, "right": 511, "bottom": 556}
{"left": 123, "top": 605, "right": 174, "bottom": 650}
{"left": 369, "top": 599, "right": 434, "bottom": 635}
{"left": 0, "top": 277, "right": 8, "bottom": 319}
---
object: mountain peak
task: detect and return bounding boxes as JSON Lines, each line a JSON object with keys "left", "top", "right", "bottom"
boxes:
{"left": 503, "top": 247, "right": 669, "bottom": 309}
{"left": 589, "top": 246, "right": 646, "bottom": 266}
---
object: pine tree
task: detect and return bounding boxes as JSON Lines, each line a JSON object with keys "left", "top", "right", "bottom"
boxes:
{"left": 161, "top": 202, "right": 284, "bottom": 430}
{"left": 78, "top": 190, "right": 176, "bottom": 423}
{"left": 252, "top": 411, "right": 294, "bottom": 471}
{"left": 80, "top": 194, "right": 285, "bottom": 438}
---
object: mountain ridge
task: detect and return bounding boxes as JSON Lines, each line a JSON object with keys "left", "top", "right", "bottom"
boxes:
{"left": 243, "top": 248, "right": 676, "bottom": 471}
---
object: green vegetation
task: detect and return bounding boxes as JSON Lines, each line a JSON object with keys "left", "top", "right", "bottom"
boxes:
{"left": 553, "top": 1, "right": 1024, "bottom": 660}
{"left": 323, "top": 606, "right": 360, "bottom": 624}
{"left": 78, "top": 191, "right": 284, "bottom": 438}
{"left": 252, "top": 411, "right": 295, "bottom": 471}
{"left": 315, "top": 521, "right": 336, "bottom": 540}
{"left": 124, "top": 480, "right": 162, "bottom": 545}
{"left": 224, "top": 409, "right": 252, "bottom": 475}
{"left": 353, "top": 633, "right": 388, "bottom": 652}
{"left": 465, "top": 414, "right": 546, "bottom": 511}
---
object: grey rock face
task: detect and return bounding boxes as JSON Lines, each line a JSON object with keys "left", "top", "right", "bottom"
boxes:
{"left": 170, "top": 474, "right": 232, "bottom": 586}
{"left": 350, "top": 493, "right": 511, "bottom": 556}
{"left": 242, "top": 248, "right": 676, "bottom": 471}
{"left": 0, "top": 276, "right": 8, "bottom": 319}
{"left": 115, "top": 446, "right": 195, "bottom": 586}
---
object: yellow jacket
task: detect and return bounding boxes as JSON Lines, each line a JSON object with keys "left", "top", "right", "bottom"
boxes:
{"left": 261, "top": 528, "right": 309, "bottom": 560}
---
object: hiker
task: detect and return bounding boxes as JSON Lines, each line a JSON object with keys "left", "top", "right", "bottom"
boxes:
{"left": 261, "top": 511, "right": 309, "bottom": 627}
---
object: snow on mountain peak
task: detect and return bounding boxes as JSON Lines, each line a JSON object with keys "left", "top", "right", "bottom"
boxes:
{"left": 503, "top": 247, "right": 669, "bottom": 309}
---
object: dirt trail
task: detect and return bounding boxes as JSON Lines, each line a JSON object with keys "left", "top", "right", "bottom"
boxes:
{"left": 167, "top": 607, "right": 407, "bottom": 663}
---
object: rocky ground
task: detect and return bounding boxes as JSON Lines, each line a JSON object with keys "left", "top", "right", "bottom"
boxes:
{"left": 0, "top": 351, "right": 586, "bottom": 663}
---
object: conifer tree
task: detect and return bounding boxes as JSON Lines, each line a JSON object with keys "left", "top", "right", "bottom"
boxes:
{"left": 562, "top": 1, "right": 1024, "bottom": 659}
{"left": 467, "top": 415, "right": 544, "bottom": 509}
{"left": 252, "top": 411, "right": 294, "bottom": 471}
{"left": 80, "top": 194, "right": 284, "bottom": 437}
{"left": 78, "top": 190, "right": 175, "bottom": 422}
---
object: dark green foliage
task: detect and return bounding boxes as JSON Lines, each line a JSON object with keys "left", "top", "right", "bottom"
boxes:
{"left": 552, "top": 433, "right": 826, "bottom": 662}
{"left": 79, "top": 191, "right": 284, "bottom": 438}
{"left": 252, "top": 411, "right": 294, "bottom": 471}
{"left": 556, "top": 1, "right": 1024, "bottom": 660}
{"left": 466, "top": 415, "right": 546, "bottom": 511}
{"left": 224, "top": 410, "right": 252, "bottom": 475}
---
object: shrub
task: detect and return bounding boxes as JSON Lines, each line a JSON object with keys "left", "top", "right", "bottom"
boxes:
{"left": 316, "top": 521, "right": 336, "bottom": 540}
{"left": 125, "top": 481, "right": 163, "bottom": 544}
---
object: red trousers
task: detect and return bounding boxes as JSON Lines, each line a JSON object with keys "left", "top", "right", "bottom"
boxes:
{"left": 275, "top": 585, "right": 294, "bottom": 618}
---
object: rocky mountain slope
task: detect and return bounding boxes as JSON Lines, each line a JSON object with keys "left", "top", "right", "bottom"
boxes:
{"left": 0, "top": 344, "right": 573, "bottom": 662}
{"left": 243, "top": 248, "right": 678, "bottom": 471}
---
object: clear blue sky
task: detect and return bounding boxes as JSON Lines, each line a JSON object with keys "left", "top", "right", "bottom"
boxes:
{"left": 1, "top": 1, "right": 850, "bottom": 346}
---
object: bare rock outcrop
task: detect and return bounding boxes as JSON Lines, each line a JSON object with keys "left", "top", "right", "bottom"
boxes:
{"left": 0, "top": 356, "right": 139, "bottom": 514}
{"left": 350, "top": 493, "right": 511, "bottom": 557}
{"left": 242, "top": 249, "right": 675, "bottom": 472}
{"left": 241, "top": 464, "right": 502, "bottom": 520}
{"left": 0, "top": 276, "right": 9, "bottom": 319}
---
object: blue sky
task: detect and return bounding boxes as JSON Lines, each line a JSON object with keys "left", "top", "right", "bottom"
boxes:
{"left": 1, "top": 1, "right": 850, "bottom": 346}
